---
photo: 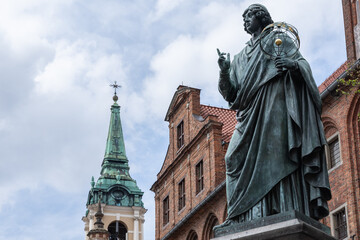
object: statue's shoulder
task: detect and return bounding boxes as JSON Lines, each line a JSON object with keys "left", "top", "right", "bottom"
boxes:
{"left": 232, "top": 50, "right": 246, "bottom": 64}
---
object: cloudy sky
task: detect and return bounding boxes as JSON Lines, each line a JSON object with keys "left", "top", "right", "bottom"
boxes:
{"left": 0, "top": 0, "right": 346, "bottom": 239}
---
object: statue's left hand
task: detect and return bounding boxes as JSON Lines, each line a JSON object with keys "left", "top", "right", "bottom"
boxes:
{"left": 274, "top": 57, "right": 298, "bottom": 71}
{"left": 217, "top": 48, "right": 230, "bottom": 73}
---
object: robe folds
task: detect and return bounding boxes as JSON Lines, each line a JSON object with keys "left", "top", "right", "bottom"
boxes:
{"left": 218, "top": 37, "right": 332, "bottom": 221}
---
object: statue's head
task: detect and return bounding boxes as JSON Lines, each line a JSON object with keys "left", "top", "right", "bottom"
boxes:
{"left": 242, "top": 4, "right": 273, "bottom": 34}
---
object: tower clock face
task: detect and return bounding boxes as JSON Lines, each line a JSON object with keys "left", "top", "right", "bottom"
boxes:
{"left": 111, "top": 188, "right": 126, "bottom": 200}
{"left": 111, "top": 187, "right": 127, "bottom": 202}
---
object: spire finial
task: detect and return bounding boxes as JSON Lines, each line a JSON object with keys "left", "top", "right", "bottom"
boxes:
{"left": 94, "top": 197, "right": 105, "bottom": 229}
{"left": 91, "top": 176, "right": 95, "bottom": 188}
{"left": 110, "top": 81, "right": 121, "bottom": 102}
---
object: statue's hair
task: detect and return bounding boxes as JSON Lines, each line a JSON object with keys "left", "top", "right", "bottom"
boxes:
{"left": 242, "top": 4, "right": 273, "bottom": 34}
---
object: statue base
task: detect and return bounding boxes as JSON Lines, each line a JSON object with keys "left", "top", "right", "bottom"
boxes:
{"left": 212, "top": 211, "right": 336, "bottom": 240}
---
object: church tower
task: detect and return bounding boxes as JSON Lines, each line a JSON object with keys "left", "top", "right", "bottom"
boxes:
{"left": 82, "top": 83, "right": 146, "bottom": 240}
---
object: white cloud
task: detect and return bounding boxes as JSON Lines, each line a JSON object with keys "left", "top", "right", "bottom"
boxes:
{"left": 0, "top": 14, "right": 128, "bottom": 209}
{"left": 151, "top": 0, "right": 186, "bottom": 21}
{"left": 0, "top": 1, "right": 347, "bottom": 240}
{"left": 141, "top": 0, "right": 346, "bottom": 117}
{"left": 262, "top": 0, "right": 346, "bottom": 83}
{"left": 34, "top": 39, "right": 125, "bottom": 95}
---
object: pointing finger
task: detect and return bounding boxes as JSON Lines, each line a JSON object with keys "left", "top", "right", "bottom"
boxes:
{"left": 227, "top": 53, "right": 230, "bottom": 61}
{"left": 217, "top": 48, "right": 221, "bottom": 57}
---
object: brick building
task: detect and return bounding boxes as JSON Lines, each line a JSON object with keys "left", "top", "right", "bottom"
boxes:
{"left": 150, "top": 86, "right": 236, "bottom": 239}
{"left": 318, "top": 1, "right": 360, "bottom": 239}
{"left": 319, "top": 59, "right": 360, "bottom": 240}
{"left": 151, "top": 1, "right": 360, "bottom": 239}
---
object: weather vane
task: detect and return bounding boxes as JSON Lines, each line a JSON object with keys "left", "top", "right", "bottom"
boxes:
{"left": 110, "top": 81, "right": 121, "bottom": 102}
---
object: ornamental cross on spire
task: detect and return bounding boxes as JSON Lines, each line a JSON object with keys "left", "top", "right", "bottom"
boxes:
{"left": 110, "top": 81, "right": 121, "bottom": 95}
{"left": 110, "top": 81, "right": 121, "bottom": 102}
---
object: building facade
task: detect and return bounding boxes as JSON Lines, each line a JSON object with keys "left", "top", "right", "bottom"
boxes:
{"left": 150, "top": 86, "right": 236, "bottom": 240}
{"left": 152, "top": 80, "right": 359, "bottom": 240}
{"left": 151, "top": 1, "right": 360, "bottom": 239}
{"left": 319, "top": 59, "right": 360, "bottom": 239}
{"left": 317, "top": 2, "right": 360, "bottom": 239}
{"left": 82, "top": 94, "right": 146, "bottom": 240}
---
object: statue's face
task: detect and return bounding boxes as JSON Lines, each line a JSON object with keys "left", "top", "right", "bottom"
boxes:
{"left": 243, "top": 9, "right": 261, "bottom": 34}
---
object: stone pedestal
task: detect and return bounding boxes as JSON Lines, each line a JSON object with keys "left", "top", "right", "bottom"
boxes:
{"left": 212, "top": 211, "right": 336, "bottom": 240}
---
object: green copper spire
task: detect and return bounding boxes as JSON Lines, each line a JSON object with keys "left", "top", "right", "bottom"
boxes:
{"left": 103, "top": 98, "right": 127, "bottom": 161}
{"left": 85, "top": 82, "right": 144, "bottom": 208}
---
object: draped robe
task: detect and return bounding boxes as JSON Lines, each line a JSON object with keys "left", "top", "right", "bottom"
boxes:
{"left": 218, "top": 36, "right": 332, "bottom": 221}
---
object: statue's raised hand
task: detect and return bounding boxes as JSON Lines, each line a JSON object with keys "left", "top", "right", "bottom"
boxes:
{"left": 217, "top": 48, "right": 230, "bottom": 73}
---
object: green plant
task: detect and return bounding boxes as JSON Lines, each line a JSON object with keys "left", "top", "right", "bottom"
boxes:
{"left": 337, "top": 62, "right": 360, "bottom": 120}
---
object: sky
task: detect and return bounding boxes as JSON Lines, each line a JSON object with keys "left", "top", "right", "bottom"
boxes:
{"left": 0, "top": 0, "right": 346, "bottom": 239}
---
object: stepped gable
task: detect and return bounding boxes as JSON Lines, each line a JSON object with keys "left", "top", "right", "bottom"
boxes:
{"left": 200, "top": 105, "right": 236, "bottom": 143}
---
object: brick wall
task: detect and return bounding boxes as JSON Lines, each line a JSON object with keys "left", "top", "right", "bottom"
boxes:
{"left": 151, "top": 86, "right": 230, "bottom": 240}
{"left": 320, "top": 84, "right": 360, "bottom": 238}
{"left": 343, "top": 0, "right": 358, "bottom": 61}
{"left": 161, "top": 187, "right": 227, "bottom": 240}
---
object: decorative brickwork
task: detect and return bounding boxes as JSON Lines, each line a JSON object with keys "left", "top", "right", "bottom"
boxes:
{"left": 342, "top": 0, "right": 358, "bottom": 61}
{"left": 151, "top": 86, "right": 233, "bottom": 240}
{"left": 320, "top": 64, "right": 360, "bottom": 238}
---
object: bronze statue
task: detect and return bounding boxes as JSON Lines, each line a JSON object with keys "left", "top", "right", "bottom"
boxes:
{"left": 217, "top": 4, "right": 331, "bottom": 226}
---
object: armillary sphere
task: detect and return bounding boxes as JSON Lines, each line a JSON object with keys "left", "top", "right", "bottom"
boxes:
{"left": 260, "top": 21, "right": 300, "bottom": 59}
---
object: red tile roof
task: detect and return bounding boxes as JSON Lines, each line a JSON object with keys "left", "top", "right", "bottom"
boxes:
{"left": 318, "top": 61, "right": 348, "bottom": 93}
{"left": 200, "top": 105, "right": 237, "bottom": 143}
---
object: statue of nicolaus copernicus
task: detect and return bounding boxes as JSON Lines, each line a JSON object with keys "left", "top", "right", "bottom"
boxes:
{"left": 217, "top": 4, "right": 332, "bottom": 225}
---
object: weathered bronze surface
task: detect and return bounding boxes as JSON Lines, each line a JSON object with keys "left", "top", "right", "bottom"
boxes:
{"left": 215, "top": 3, "right": 331, "bottom": 231}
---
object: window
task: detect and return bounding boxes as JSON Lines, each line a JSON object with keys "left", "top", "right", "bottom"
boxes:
{"left": 163, "top": 196, "right": 169, "bottom": 225}
{"left": 178, "top": 179, "right": 186, "bottom": 211}
{"left": 327, "top": 135, "right": 341, "bottom": 170}
{"left": 332, "top": 208, "right": 348, "bottom": 239}
{"left": 177, "top": 121, "right": 184, "bottom": 149}
{"left": 108, "top": 221, "right": 127, "bottom": 240}
{"left": 196, "top": 160, "right": 204, "bottom": 194}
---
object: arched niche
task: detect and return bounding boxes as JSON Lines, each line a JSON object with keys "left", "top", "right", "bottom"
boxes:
{"left": 186, "top": 230, "right": 198, "bottom": 240}
{"left": 202, "top": 213, "right": 219, "bottom": 240}
{"left": 346, "top": 93, "right": 360, "bottom": 139}
{"left": 346, "top": 94, "right": 360, "bottom": 171}
{"left": 322, "top": 116, "right": 339, "bottom": 139}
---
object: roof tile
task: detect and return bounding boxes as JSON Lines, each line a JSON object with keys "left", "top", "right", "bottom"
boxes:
{"left": 200, "top": 105, "right": 236, "bottom": 143}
